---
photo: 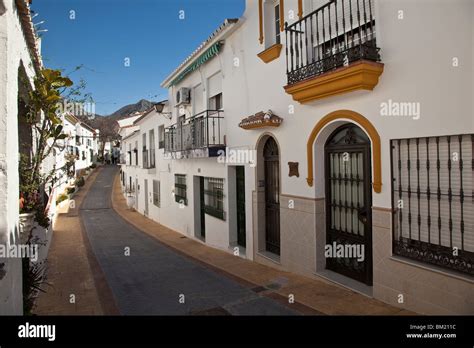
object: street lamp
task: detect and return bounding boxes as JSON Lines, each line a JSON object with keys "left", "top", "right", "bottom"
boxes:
{"left": 154, "top": 103, "right": 172, "bottom": 119}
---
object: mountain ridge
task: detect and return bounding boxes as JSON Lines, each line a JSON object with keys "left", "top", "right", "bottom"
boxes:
{"left": 77, "top": 99, "right": 153, "bottom": 139}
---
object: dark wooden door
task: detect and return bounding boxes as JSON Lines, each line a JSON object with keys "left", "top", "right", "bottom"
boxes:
{"left": 200, "top": 177, "right": 205, "bottom": 238}
{"left": 264, "top": 137, "right": 280, "bottom": 255}
{"left": 236, "top": 166, "right": 246, "bottom": 247}
{"left": 324, "top": 125, "right": 373, "bottom": 285}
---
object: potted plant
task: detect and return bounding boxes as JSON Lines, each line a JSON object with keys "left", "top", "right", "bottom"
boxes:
{"left": 56, "top": 193, "right": 68, "bottom": 206}
{"left": 66, "top": 186, "right": 76, "bottom": 195}
{"left": 75, "top": 176, "right": 85, "bottom": 188}
{"left": 18, "top": 189, "right": 38, "bottom": 245}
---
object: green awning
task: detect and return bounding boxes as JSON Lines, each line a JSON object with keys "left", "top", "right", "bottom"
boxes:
{"left": 170, "top": 42, "right": 222, "bottom": 87}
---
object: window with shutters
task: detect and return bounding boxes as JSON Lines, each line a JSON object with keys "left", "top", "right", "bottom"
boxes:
{"left": 207, "top": 72, "right": 223, "bottom": 110}
{"left": 274, "top": 3, "right": 281, "bottom": 44}
{"left": 174, "top": 174, "right": 187, "bottom": 205}
{"left": 391, "top": 134, "right": 474, "bottom": 276}
{"left": 149, "top": 130, "right": 155, "bottom": 168}
{"left": 153, "top": 180, "right": 160, "bottom": 207}
{"left": 193, "top": 83, "right": 204, "bottom": 115}
{"left": 209, "top": 93, "right": 223, "bottom": 110}
{"left": 158, "top": 125, "right": 165, "bottom": 149}
{"left": 204, "top": 177, "right": 225, "bottom": 220}
{"left": 262, "top": 0, "right": 282, "bottom": 49}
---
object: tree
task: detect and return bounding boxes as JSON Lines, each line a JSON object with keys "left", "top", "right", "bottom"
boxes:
{"left": 19, "top": 68, "right": 83, "bottom": 226}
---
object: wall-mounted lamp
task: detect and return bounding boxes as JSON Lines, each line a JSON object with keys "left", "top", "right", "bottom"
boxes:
{"left": 154, "top": 103, "right": 172, "bottom": 120}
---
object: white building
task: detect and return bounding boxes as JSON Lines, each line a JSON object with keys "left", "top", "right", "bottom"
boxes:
{"left": 0, "top": 0, "right": 42, "bottom": 314}
{"left": 74, "top": 119, "right": 98, "bottom": 174}
{"left": 120, "top": 0, "right": 474, "bottom": 315}
{"left": 62, "top": 113, "right": 99, "bottom": 176}
{"left": 118, "top": 113, "right": 141, "bottom": 164}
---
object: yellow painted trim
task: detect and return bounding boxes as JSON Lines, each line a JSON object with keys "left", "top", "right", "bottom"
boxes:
{"left": 257, "top": 43, "right": 283, "bottom": 63}
{"left": 306, "top": 110, "right": 382, "bottom": 193}
{"left": 279, "top": 0, "right": 285, "bottom": 32}
{"left": 284, "top": 60, "right": 384, "bottom": 104}
{"left": 259, "top": 0, "right": 264, "bottom": 44}
{"left": 298, "top": 0, "right": 303, "bottom": 18}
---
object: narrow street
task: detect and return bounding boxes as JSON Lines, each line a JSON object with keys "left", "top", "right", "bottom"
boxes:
{"left": 79, "top": 166, "right": 299, "bottom": 315}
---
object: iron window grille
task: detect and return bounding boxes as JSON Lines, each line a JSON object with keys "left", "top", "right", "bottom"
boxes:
{"left": 285, "top": 0, "right": 380, "bottom": 85}
{"left": 174, "top": 174, "right": 187, "bottom": 205}
{"left": 391, "top": 134, "right": 474, "bottom": 277}
{"left": 153, "top": 180, "right": 160, "bottom": 207}
{"left": 204, "top": 177, "right": 225, "bottom": 220}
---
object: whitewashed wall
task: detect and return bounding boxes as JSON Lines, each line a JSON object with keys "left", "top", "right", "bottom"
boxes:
{"left": 74, "top": 124, "right": 95, "bottom": 172}
{"left": 227, "top": 0, "right": 474, "bottom": 208}
{"left": 0, "top": 0, "right": 38, "bottom": 314}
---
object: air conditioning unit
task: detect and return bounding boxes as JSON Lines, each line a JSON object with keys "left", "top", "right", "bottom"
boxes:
{"left": 176, "top": 87, "right": 191, "bottom": 106}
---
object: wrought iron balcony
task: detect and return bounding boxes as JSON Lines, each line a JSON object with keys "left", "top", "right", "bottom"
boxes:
{"left": 164, "top": 110, "right": 225, "bottom": 158}
{"left": 284, "top": 0, "right": 383, "bottom": 103}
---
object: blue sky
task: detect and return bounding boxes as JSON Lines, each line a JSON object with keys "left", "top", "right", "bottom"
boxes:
{"left": 32, "top": 0, "right": 245, "bottom": 115}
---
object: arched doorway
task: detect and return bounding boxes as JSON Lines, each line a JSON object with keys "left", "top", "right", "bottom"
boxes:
{"left": 324, "top": 124, "right": 373, "bottom": 285}
{"left": 263, "top": 137, "right": 280, "bottom": 255}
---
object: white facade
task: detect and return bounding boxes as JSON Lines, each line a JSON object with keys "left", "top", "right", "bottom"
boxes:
{"left": 61, "top": 114, "right": 98, "bottom": 177}
{"left": 0, "top": 0, "right": 41, "bottom": 314}
{"left": 74, "top": 121, "right": 97, "bottom": 174}
{"left": 120, "top": 1, "right": 474, "bottom": 314}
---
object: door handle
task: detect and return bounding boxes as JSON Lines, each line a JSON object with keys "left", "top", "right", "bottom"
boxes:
{"left": 358, "top": 209, "right": 368, "bottom": 224}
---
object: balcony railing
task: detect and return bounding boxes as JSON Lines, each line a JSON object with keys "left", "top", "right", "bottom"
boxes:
{"left": 164, "top": 110, "right": 225, "bottom": 158}
{"left": 285, "top": 0, "right": 380, "bottom": 85}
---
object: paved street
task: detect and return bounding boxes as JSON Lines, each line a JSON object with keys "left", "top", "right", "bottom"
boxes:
{"left": 79, "top": 166, "right": 299, "bottom": 315}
